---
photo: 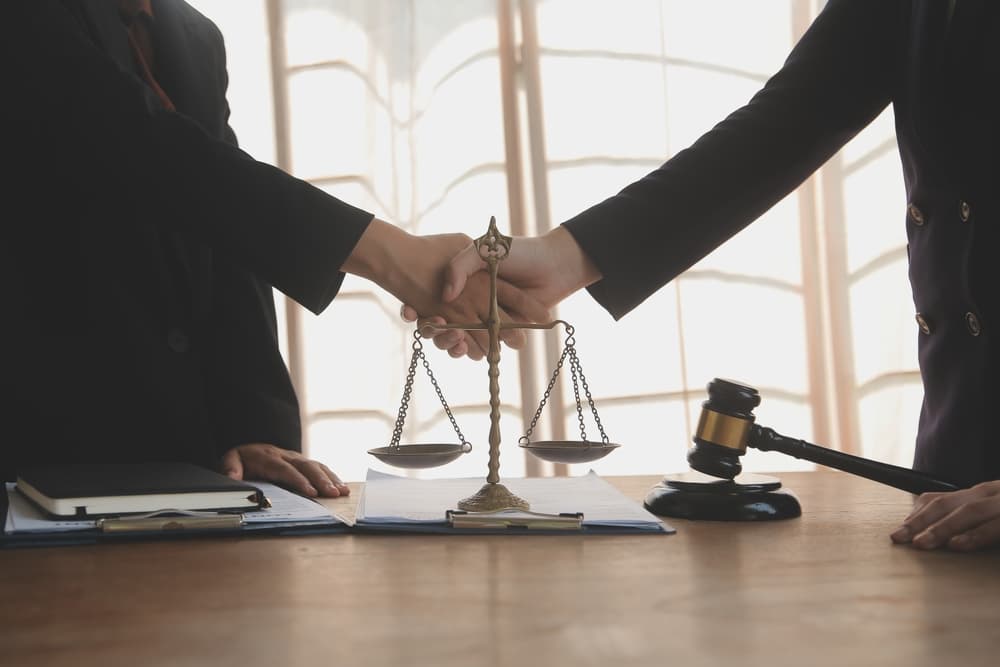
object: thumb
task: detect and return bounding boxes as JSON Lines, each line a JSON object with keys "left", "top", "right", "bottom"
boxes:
{"left": 400, "top": 304, "right": 419, "bottom": 322}
{"left": 220, "top": 448, "right": 244, "bottom": 479}
{"left": 497, "top": 279, "right": 552, "bottom": 324}
{"left": 443, "top": 243, "right": 486, "bottom": 302}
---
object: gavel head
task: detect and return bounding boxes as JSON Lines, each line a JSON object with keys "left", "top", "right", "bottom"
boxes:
{"left": 686, "top": 378, "right": 760, "bottom": 480}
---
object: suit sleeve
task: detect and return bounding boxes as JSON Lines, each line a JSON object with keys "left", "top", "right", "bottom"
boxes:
{"left": 3, "top": 0, "right": 370, "bottom": 315}
{"left": 562, "top": 0, "right": 903, "bottom": 320}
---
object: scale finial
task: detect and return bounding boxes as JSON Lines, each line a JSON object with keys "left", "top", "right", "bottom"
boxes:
{"left": 476, "top": 215, "right": 512, "bottom": 263}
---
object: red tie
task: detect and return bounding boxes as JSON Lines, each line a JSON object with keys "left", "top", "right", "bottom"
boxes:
{"left": 118, "top": 0, "right": 176, "bottom": 112}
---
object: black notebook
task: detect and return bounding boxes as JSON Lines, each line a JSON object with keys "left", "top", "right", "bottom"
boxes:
{"left": 15, "top": 462, "right": 265, "bottom": 518}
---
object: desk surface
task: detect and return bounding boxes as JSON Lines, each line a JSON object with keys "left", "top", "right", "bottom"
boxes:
{"left": 1, "top": 471, "right": 998, "bottom": 667}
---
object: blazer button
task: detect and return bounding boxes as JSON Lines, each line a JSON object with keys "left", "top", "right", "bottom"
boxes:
{"left": 167, "top": 328, "right": 191, "bottom": 353}
{"left": 915, "top": 313, "right": 932, "bottom": 335}
{"left": 965, "top": 312, "right": 982, "bottom": 337}
{"left": 959, "top": 200, "right": 971, "bottom": 222}
{"left": 907, "top": 203, "right": 925, "bottom": 226}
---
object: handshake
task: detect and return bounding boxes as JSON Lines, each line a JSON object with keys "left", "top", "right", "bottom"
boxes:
{"left": 347, "top": 217, "right": 602, "bottom": 361}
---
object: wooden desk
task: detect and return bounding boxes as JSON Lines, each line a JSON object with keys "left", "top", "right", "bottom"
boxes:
{"left": 1, "top": 471, "right": 998, "bottom": 666}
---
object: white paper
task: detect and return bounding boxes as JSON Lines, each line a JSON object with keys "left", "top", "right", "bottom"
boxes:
{"left": 5, "top": 483, "right": 95, "bottom": 533}
{"left": 357, "top": 469, "right": 666, "bottom": 530}
{"left": 241, "top": 483, "right": 344, "bottom": 524}
{"left": 4, "top": 481, "right": 345, "bottom": 534}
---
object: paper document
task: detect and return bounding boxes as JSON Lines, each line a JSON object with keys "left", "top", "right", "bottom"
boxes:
{"left": 356, "top": 469, "right": 672, "bottom": 534}
{"left": 4, "top": 481, "right": 347, "bottom": 535}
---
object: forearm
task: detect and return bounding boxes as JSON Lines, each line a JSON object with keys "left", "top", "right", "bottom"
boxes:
{"left": 542, "top": 226, "right": 602, "bottom": 295}
{"left": 5, "top": 1, "right": 373, "bottom": 315}
{"left": 342, "top": 218, "right": 469, "bottom": 318}
{"left": 341, "top": 218, "right": 432, "bottom": 309}
{"left": 563, "top": 0, "right": 897, "bottom": 320}
{"left": 341, "top": 217, "right": 411, "bottom": 295}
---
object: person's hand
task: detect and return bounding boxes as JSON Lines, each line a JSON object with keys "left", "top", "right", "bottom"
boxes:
{"left": 890, "top": 480, "right": 1000, "bottom": 551}
{"left": 219, "top": 443, "right": 350, "bottom": 498}
{"left": 343, "top": 218, "right": 551, "bottom": 360}
{"left": 401, "top": 226, "right": 602, "bottom": 358}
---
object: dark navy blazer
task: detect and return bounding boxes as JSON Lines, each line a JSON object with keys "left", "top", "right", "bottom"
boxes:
{"left": 0, "top": 0, "right": 373, "bottom": 479}
{"left": 564, "top": 0, "right": 999, "bottom": 487}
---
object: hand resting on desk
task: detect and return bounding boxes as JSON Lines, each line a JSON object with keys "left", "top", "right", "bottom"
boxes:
{"left": 220, "top": 444, "right": 350, "bottom": 498}
{"left": 891, "top": 480, "right": 1000, "bottom": 551}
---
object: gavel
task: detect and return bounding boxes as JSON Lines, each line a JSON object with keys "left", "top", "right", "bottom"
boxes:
{"left": 688, "top": 378, "right": 959, "bottom": 494}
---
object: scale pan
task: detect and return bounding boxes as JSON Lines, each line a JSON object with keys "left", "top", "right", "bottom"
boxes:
{"left": 519, "top": 440, "right": 620, "bottom": 464}
{"left": 367, "top": 443, "right": 471, "bottom": 469}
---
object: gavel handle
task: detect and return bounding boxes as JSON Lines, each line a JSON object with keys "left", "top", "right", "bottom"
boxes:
{"left": 749, "top": 425, "right": 960, "bottom": 494}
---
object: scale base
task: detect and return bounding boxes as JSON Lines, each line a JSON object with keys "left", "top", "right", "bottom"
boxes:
{"left": 457, "top": 482, "right": 530, "bottom": 512}
{"left": 644, "top": 472, "right": 801, "bottom": 521}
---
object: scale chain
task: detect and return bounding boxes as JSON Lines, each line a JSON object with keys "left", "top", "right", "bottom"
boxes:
{"left": 568, "top": 344, "right": 587, "bottom": 441}
{"left": 388, "top": 337, "right": 421, "bottom": 449}
{"left": 570, "top": 346, "right": 610, "bottom": 444}
{"left": 389, "top": 332, "right": 470, "bottom": 450}
{"left": 520, "top": 345, "right": 570, "bottom": 443}
{"left": 519, "top": 323, "right": 610, "bottom": 445}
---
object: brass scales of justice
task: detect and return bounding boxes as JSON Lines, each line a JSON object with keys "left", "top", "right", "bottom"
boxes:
{"left": 367, "top": 217, "right": 620, "bottom": 512}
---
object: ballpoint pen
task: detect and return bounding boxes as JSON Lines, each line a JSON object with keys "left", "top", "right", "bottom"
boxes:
{"left": 96, "top": 509, "right": 246, "bottom": 533}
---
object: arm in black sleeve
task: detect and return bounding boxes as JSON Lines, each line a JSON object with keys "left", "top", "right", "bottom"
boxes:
{"left": 562, "top": 0, "right": 903, "bottom": 319}
{"left": 3, "top": 0, "right": 371, "bottom": 314}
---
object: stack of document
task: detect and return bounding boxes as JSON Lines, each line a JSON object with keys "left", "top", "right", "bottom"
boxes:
{"left": 356, "top": 469, "right": 673, "bottom": 534}
{"left": 3, "top": 481, "right": 349, "bottom": 547}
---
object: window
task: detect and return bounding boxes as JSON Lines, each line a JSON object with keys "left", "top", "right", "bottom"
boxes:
{"left": 192, "top": 0, "right": 916, "bottom": 483}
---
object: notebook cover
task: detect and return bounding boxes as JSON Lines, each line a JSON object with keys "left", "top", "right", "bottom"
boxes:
{"left": 16, "top": 462, "right": 258, "bottom": 498}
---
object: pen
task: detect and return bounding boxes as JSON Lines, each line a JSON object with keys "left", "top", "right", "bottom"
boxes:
{"left": 97, "top": 513, "right": 245, "bottom": 533}
{"left": 446, "top": 509, "right": 584, "bottom": 530}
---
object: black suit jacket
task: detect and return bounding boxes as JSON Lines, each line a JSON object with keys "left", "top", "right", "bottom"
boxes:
{"left": 0, "top": 0, "right": 374, "bottom": 479}
{"left": 563, "top": 0, "right": 999, "bottom": 486}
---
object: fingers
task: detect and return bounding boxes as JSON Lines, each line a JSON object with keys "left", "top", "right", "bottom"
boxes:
{"left": 434, "top": 326, "right": 517, "bottom": 359}
{"left": 417, "top": 316, "right": 477, "bottom": 360}
{"left": 466, "top": 331, "right": 488, "bottom": 360}
{"left": 946, "top": 516, "right": 1000, "bottom": 551}
{"left": 497, "top": 278, "right": 552, "bottom": 324}
{"left": 418, "top": 315, "right": 529, "bottom": 359}
{"left": 891, "top": 482, "right": 1000, "bottom": 551}
{"left": 282, "top": 453, "right": 346, "bottom": 497}
{"left": 912, "top": 495, "right": 1000, "bottom": 550}
{"left": 416, "top": 315, "right": 448, "bottom": 338}
{"left": 226, "top": 444, "right": 350, "bottom": 498}
{"left": 219, "top": 448, "right": 244, "bottom": 479}
{"left": 913, "top": 502, "right": 993, "bottom": 550}
{"left": 891, "top": 492, "right": 963, "bottom": 545}
{"left": 400, "top": 304, "right": 419, "bottom": 322}
{"left": 446, "top": 339, "right": 470, "bottom": 358}
{"left": 497, "top": 308, "right": 528, "bottom": 350}
{"left": 498, "top": 327, "right": 527, "bottom": 350}
{"left": 302, "top": 461, "right": 349, "bottom": 498}
{"left": 418, "top": 317, "right": 519, "bottom": 360}
{"left": 442, "top": 242, "right": 486, "bottom": 302}
{"left": 496, "top": 278, "right": 553, "bottom": 351}
{"left": 278, "top": 455, "right": 351, "bottom": 498}
{"left": 428, "top": 326, "right": 466, "bottom": 352}
{"left": 418, "top": 322, "right": 484, "bottom": 360}
{"left": 261, "top": 456, "right": 319, "bottom": 497}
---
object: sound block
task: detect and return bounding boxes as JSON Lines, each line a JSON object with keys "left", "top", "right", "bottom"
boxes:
{"left": 644, "top": 471, "right": 801, "bottom": 521}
